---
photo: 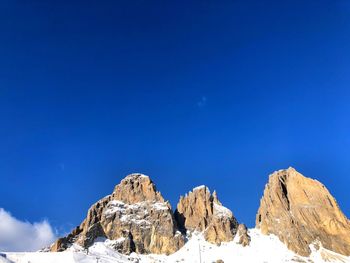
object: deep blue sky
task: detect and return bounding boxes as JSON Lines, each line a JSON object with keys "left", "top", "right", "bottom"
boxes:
{"left": 1, "top": 0, "right": 350, "bottom": 232}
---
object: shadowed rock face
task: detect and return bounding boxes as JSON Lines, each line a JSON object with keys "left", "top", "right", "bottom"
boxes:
{"left": 175, "top": 186, "right": 240, "bottom": 245}
{"left": 256, "top": 167, "right": 350, "bottom": 257}
{"left": 51, "top": 174, "right": 184, "bottom": 255}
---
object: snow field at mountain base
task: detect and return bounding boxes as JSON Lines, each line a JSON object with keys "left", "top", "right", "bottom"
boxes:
{"left": 3, "top": 229, "right": 350, "bottom": 263}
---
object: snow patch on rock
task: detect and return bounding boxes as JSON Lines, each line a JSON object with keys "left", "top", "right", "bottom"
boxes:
{"left": 192, "top": 185, "right": 207, "bottom": 192}
{"left": 213, "top": 203, "right": 232, "bottom": 218}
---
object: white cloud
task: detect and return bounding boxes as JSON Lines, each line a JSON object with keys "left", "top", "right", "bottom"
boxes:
{"left": 0, "top": 208, "right": 57, "bottom": 252}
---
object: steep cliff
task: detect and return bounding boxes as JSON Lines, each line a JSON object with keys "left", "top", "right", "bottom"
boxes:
{"left": 256, "top": 167, "right": 350, "bottom": 256}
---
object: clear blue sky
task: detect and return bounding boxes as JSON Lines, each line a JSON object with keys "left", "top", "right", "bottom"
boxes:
{"left": 1, "top": 0, "right": 350, "bottom": 232}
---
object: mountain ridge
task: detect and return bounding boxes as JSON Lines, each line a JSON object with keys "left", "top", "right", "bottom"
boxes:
{"left": 47, "top": 167, "right": 350, "bottom": 262}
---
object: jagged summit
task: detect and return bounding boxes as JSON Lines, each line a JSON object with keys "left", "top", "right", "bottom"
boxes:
{"left": 185, "top": 185, "right": 221, "bottom": 204}
{"left": 175, "top": 185, "right": 246, "bottom": 245}
{"left": 256, "top": 167, "right": 350, "bottom": 257}
{"left": 112, "top": 172, "right": 164, "bottom": 204}
{"left": 51, "top": 173, "right": 184, "bottom": 255}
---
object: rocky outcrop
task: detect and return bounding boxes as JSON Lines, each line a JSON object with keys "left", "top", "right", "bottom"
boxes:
{"left": 51, "top": 226, "right": 83, "bottom": 252}
{"left": 235, "top": 224, "right": 251, "bottom": 247}
{"left": 51, "top": 173, "right": 184, "bottom": 255}
{"left": 50, "top": 195, "right": 110, "bottom": 251}
{"left": 175, "top": 186, "right": 239, "bottom": 245}
{"left": 76, "top": 195, "right": 111, "bottom": 248}
{"left": 256, "top": 167, "right": 350, "bottom": 257}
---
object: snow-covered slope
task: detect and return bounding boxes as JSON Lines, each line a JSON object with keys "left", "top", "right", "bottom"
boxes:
{"left": 3, "top": 229, "right": 350, "bottom": 263}
{"left": 0, "top": 254, "right": 15, "bottom": 263}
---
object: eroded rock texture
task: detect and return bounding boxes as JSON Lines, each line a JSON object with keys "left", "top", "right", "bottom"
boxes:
{"left": 236, "top": 224, "right": 251, "bottom": 247}
{"left": 175, "top": 185, "right": 239, "bottom": 245}
{"left": 256, "top": 167, "right": 350, "bottom": 257}
{"left": 51, "top": 173, "right": 184, "bottom": 255}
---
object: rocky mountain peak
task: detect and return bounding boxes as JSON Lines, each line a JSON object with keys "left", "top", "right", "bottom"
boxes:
{"left": 256, "top": 168, "right": 350, "bottom": 257}
{"left": 111, "top": 173, "right": 164, "bottom": 204}
{"left": 175, "top": 185, "right": 240, "bottom": 245}
{"left": 51, "top": 173, "right": 184, "bottom": 255}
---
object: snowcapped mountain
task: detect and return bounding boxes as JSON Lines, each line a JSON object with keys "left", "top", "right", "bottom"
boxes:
{"left": 2, "top": 168, "right": 350, "bottom": 263}
{"left": 3, "top": 229, "right": 349, "bottom": 263}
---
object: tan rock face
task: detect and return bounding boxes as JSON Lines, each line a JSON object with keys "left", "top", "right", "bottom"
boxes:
{"left": 111, "top": 174, "right": 164, "bottom": 204}
{"left": 100, "top": 198, "right": 183, "bottom": 254}
{"left": 236, "top": 224, "right": 251, "bottom": 247}
{"left": 256, "top": 167, "right": 350, "bottom": 257}
{"left": 175, "top": 186, "right": 238, "bottom": 245}
{"left": 76, "top": 195, "right": 111, "bottom": 248}
{"left": 51, "top": 173, "right": 184, "bottom": 255}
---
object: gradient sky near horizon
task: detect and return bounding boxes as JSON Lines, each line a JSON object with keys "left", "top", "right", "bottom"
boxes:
{"left": 1, "top": 0, "right": 350, "bottom": 237}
